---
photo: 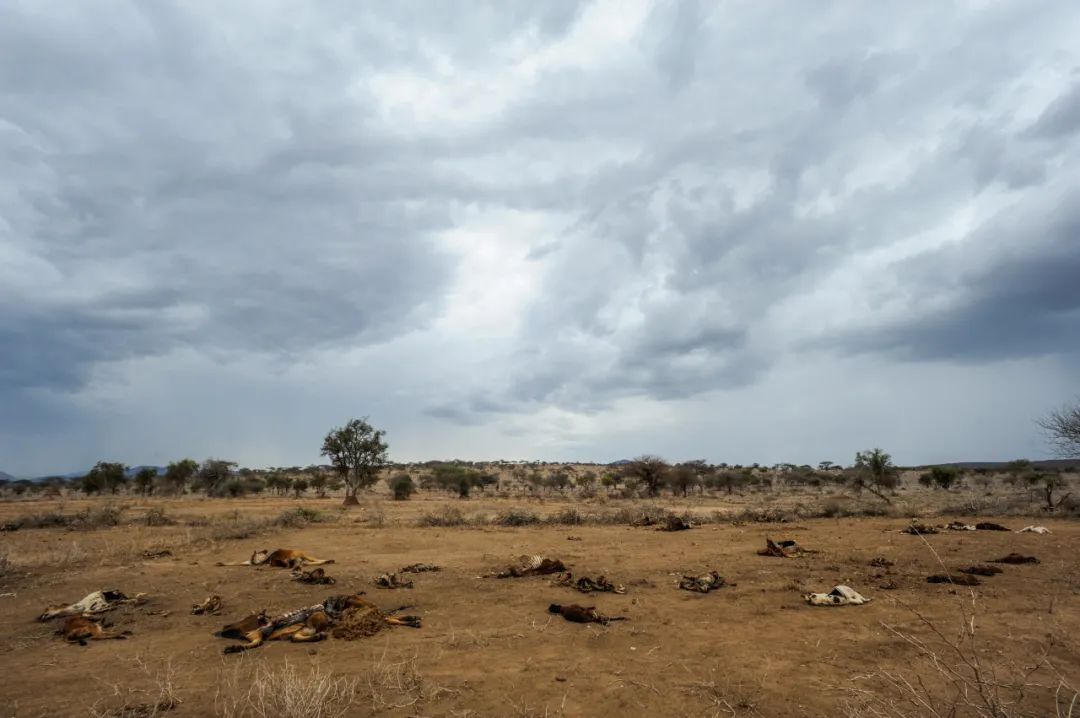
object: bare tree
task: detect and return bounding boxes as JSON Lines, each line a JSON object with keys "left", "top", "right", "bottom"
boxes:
{"left": 1038, "top": 399, "right": 1080, "bottom": 458}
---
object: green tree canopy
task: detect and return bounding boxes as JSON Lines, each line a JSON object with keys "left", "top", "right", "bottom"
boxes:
{"left": 321, "top": 417, "right": 389, "bottom": 505}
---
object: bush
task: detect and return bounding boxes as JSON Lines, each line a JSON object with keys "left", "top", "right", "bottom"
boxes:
{"left": 84, "top": 505, "right": 125, "bottom": 528}
{"left": 388, "top": 473, "right": 416, "bottom": 501}
{"left": 546, "top": 507, "right": 584, "bottom": 525}
{"left": 276, "top": 507, "right": 325, "bottom": 528}
{"left": 819, "top": 500, "right": 851, "bottom": 518}
{"left": 222, "top": 478, "right": 247, "bottom": 498}
{"left": 919, "top": 466, "right": 960, "bottom": 490}
{"left": 417, "top": 507, "right": 467, "bottom": 527}
{"left": 494, "top": 509, "right": 540, "bottom": 526}
{"left": 143, "top": 507, "right": 174, "bottom": 527}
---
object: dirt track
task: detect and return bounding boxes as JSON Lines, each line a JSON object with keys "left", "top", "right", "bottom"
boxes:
{"left": 1, "top": 500, "right": 1078, "bottom": 717}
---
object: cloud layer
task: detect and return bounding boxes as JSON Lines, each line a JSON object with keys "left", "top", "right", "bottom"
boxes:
{"left": 3, "top": 1, "right": 1080, "bottom": 475}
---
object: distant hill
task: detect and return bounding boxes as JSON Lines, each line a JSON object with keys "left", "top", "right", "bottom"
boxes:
{"left": 0, "top": 470, "right": 17, "bottom": 483}
{"left": 26, "top": 465, "right": 167, "bottom": 482}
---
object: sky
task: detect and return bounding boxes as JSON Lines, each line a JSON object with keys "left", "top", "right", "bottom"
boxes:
{"left": 3, "top": 1, "right": 1080, "bottom": 477}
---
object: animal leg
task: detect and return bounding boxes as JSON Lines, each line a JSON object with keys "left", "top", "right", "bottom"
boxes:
{"left": 263, "top": 624, "right": 305, "bottom": 642}
{"left": 289, "top": 626, "right": 326, "bottom": 643}
{"left": 92, "top": 629, "right": 131, "bottom": 641}
{"left": 385, "top": 615, "right": 422, "bottom": 628}
{"left": 223, "top": 630, "right": 266, "bottom": 654}
{"left": 299, "top": 554, "right": 334, "bottom": 565}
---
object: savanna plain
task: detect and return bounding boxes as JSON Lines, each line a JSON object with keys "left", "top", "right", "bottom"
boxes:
{"left": 1, "top": 468, "right": 1078, "bottom": 718}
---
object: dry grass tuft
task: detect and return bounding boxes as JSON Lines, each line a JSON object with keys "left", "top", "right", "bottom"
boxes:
{"left": 363, "top": 647, "right": 456, "bottom": 711}
{"left": 215, "top": 658, "right": 359, "bottom": 718}
{"left": 88, "top": 657, "right": 182, "bottom": 718}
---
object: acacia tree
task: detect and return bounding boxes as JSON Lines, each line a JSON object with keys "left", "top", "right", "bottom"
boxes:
{"left": 667, "top": 465, "right": 699, "bottom": 497}
{"left": 164, "top": 459, "right": 198, "bottom": 495}
{"left": 621, "top": 455, "right": 669, "bottom": 497}
{"left": 852, "top": 448, "right": 899, "bottom": 503}
{"left": 321, "top": 417, "right": 389, "bottom": 506}
{"left": 133, "top": 467, "right": 157, "bottom": 496}
{"left": 195, "top": 459, "right": 237, "bottom": 496}
{"left": 87, "top": 461, "right": 128, "bottom": 495}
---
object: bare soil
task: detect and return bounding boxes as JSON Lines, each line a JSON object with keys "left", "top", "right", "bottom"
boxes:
{"left": 1, "top": 495, "right": 1078, "bottom": 717}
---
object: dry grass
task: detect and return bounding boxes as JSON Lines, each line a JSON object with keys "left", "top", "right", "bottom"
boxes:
{"left": 214, "top": 659, "right": 359, "bottom": 718}
{"left": 363, "top": 649, "right": 439, "bottom": 711}
{"left": 840, "top": 537, "right": 1079, "bottom": 718}
{"left": 88, "top": 657, "right": 182, "bottom": 718}
{"left": 680, "top": 669, "right": 767, "bottom": 717}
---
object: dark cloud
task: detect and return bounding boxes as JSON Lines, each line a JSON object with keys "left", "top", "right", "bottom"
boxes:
{"left": 3, "top": 1, "right": 1080, "bottom": 474}
{"left": 832, "top": 190, "right": 1080, "bottom": 362}
{"left": 1027, "top": 80, "right": 1080, "bottom": 139}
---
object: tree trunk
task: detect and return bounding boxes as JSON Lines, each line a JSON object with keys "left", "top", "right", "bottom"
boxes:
{"left": 342, "top": 493, "right": 360, "bottom": 506}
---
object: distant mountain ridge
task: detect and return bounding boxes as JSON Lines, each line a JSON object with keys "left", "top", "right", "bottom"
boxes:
{"left": 6, "top": 465, "right": 169, "bottom": 482}
{"left": 0, "top": 470, "right": 16, "bottom": 483}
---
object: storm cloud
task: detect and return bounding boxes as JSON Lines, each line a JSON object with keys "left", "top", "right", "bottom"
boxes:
{"left": 3, "top": 1, "right": 1079, "bottom": 475}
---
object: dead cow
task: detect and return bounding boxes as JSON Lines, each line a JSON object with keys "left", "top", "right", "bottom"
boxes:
{"left": 217, "top": 595, "right": 420, "bottom": 654}
{"left": 960, "top": 565, "right": 1003, "bottom": 577}
{"left": 553, "top": 572, "right": 626, "bottom": 594}
{"left": 927, "top": 574, "right": 981, "bottom": 586}
{"left": 991, "top": 553, "right": 1040, "bottom": 564}
{"left": 191, "top": 595, "right": 223, "bottom": 615}
{"left": 679, "top": 571, "right": 728, "bottom": 593}
{"left": 548, "top": 603, "right": 627, "bottom": 625}
{"left": 658, "top": 515, "right": 693, "bottom": 531}
{"left": 901, "top": 521, "right": 939, "bottom": 535}
{"left": 758, "top": 537, "right": 815, "bottom": 558}
{"left": 373, "top": 573, "right": 413, "bottom": 589}
{"left": 494, "top": 555, "right": 567, "bottom": 578}
{"left": 804, "top": 585, "right": 872, "bottom": 606}
{"left": 38, "top": 590, "right": 148, "bottom": 622}
{"left": 293, "top": 567, "right": 336, "bottom": 585}
{"left": 216, "top": 549, "right": 334, "bottom": 569}
{"left": 57, "top": 616, "right": 131, "bottom": 645}
{"left": 399, "top": 563, "right": 441, "bottom": 573}
{"left": 975, "top": 522, "right": 1010, "bottom": 531}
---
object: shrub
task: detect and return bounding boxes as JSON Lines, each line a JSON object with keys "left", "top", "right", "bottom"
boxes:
{"left": 84, "top": 505, "right": 125, "bottom": 528}
{"left": 416, "top": 507, "right": 467, "bottom": 527}
{"left": 546, "top": 507, "right": 584, "bottom": 525}
{"left": 222, "top": 478, "right": 247, "bottom": 498}
{"left": 276, "top": 507, "right": 324, "bottom": 528}
{"left": 143, "top": 508, "right": 174, "bottom": 527}
{"left": 389, "top": 473, "right": 416, "bottom": 501}
{"left": 495, "top": 509, "right": 540, "bottom": 526}
{"left": 919, "top": 466, "right": 960, "bottom": 490}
